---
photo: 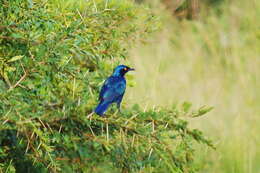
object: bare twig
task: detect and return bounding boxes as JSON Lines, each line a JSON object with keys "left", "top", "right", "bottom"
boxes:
{"left": 77, "top": 9, "right": 84, "bottom": 21}
{"left": 58, "top": 125, "right": 62, "bottom": 133}
{"left": 106, "top": 122, "right": 109, "bottom": 142}
{"left": 0, "top": 36, "right": 41, "bottom": 45}
{"left": 8, "top": 70, "right": 27, "bottom": 91}
{"left": 37, "top": 118, "right": 47, "bottom": 129}
{"left": 87, "top": 124, "right": 96, "bottom": 137}
{"left": 0, "top": 25, "right": 17, "bottom": 31}
{"left": 87, "top": 112, "right": 94, "bottom": 119}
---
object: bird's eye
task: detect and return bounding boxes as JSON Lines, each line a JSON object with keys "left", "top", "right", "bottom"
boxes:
{"left": 124, "top": 67, "right": 127, "bottom": 71}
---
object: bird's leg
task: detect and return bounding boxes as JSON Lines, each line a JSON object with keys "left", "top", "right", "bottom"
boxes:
{"left": 117, "top": 103, "right": 122, "bottom": 113}
{"left": 100, "top": 113, "right": 107, "bottom": 117}
{"left": 118, "top": 107, "right": 122, "bottom": 113}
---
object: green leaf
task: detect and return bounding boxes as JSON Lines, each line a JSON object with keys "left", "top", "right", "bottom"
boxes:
{"left": 182, "top": 101, "right": 192, "bottom": 113}
{"left": 7, "top": 55, "right": 24, "bottom": 63}
{"left": 192, "top": 106, "right": 214, "bottom": 117}
{"left": 5, "top": 66, "right": 16, "bottom": 72}
{"left": 10, "top": 33, "right": 23, "bottom": 39}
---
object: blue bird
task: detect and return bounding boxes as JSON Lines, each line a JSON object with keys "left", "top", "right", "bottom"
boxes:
{"left": 94, "top": 65, "right": 135, "bottom": 116}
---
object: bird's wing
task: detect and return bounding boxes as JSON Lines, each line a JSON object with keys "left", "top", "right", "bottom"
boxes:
{"left": 99, "top": 76, "right": 126, "bottom": 103}
{"left": 99, "top": 79, "right": 108, "bottom": 101}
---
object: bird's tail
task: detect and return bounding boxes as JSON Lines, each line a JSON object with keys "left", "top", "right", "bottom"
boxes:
{"left": 94, "top": 101, "right": 110, "bottom": 116}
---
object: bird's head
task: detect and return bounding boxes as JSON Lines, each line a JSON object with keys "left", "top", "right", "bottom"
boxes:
{"left": 112, "top": 65, "right": 135, "bottom": 77}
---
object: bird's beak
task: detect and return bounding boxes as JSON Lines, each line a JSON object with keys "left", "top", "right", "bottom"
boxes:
{"left": 128, "top": 68, "right": 135, "bottom": 71}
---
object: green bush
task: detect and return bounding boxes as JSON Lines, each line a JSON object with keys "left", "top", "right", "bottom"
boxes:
{"left": 0, "top": 0, "right": 213, "bottom": 172}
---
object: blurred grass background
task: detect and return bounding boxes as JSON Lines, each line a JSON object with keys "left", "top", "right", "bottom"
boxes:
{"left": 126, "top": 0, "right": 260, "bottom": 172}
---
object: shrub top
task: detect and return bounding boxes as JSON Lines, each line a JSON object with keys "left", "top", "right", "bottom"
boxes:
{"left": 0, "top": 0, "right": 213, "bottom": 172}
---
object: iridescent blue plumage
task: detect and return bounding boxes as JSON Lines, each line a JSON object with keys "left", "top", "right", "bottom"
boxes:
{"left": 95, "top": 65, "right": 134, "bottom": 116}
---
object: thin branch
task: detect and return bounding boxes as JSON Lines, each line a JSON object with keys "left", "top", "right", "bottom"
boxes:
{"left": 76, "top": 9, "right": 84, "bottom": 21}
{"left": 8, "top": 70, "right": 27, "bottom": 91}
{"left": 0, "top": 25, "right": 17, "bottom": 31}
{"left": 0, "top": 36, "right": 41, "bottom": 45}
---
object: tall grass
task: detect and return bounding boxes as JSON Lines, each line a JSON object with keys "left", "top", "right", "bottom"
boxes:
{"left": 127, "top": 0, "right": 260, "bottom": 172}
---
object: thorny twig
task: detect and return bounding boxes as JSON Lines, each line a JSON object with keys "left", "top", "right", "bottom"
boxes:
{"left": 8, "top": 70, "right": 27, "bottom": 91}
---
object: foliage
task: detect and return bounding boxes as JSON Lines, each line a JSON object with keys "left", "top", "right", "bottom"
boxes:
{"left": 0, "top": 0, "right": 213, "bottom": 172}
